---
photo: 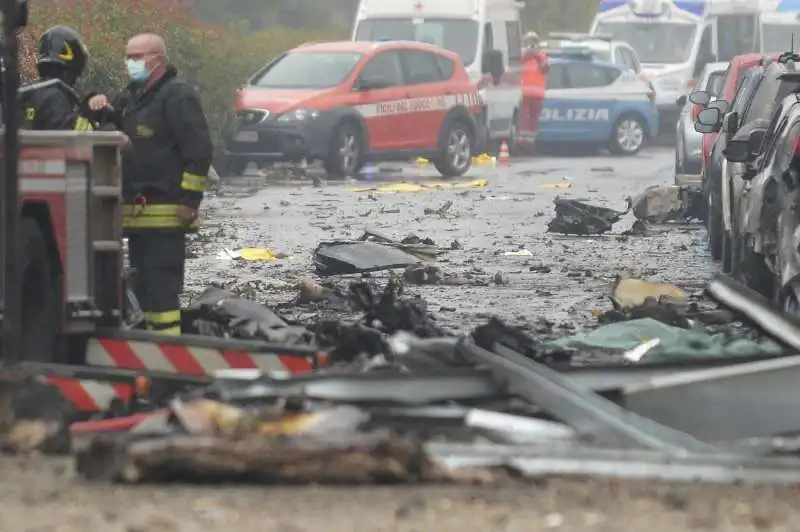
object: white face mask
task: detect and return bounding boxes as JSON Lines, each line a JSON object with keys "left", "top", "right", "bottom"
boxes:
{"left": 126, "top": 58, "right": 150, "bottom": 83}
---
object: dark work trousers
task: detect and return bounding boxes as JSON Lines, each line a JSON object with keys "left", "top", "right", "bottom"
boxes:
{"left": 128, "top": 232, "right": 185, "bottom": 335}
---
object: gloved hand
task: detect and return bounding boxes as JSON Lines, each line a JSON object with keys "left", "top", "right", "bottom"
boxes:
{"left": 177, "top": 205, "right": 198, "bottom": 226}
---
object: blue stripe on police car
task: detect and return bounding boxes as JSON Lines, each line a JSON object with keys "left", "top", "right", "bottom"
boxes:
{"left": 536, "top": 59, "right": 659, "bottom": 151}
{"left": 540, "top": 108, "right": 610, "bottom": 121}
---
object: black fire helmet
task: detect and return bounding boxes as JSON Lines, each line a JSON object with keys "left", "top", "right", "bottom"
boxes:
{"left": 37, "top": 25, "right": 88, "bottom": 79}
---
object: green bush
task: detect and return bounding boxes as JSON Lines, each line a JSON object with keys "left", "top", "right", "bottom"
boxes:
{"left": 22, "top": 0, "right": 346, "bottom": 153}
{"left": 20, "top": 0, "right": 600, "bottom": 152}
{"left": 521, "top": 0, "right": 600, "bottom": 35}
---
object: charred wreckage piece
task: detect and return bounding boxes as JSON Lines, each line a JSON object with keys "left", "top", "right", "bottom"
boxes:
{"left": 0, "top": 278, "right": 800, "bottom": 484}
{"left": 547, "top": 198, "right": 627, "bottom": 236}
{"left": 0, "top": 275, "right": 785, "bottom": 485}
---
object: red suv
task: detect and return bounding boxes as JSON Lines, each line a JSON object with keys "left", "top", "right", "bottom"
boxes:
{"left": 699, "top": 53, "right": 781, "bottom": 176}
{"left": 226, "top": 41, "right": 484, "bottom": 179}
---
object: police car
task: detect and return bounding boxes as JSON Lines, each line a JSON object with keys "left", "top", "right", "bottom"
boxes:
{"left": 226, "top": 40, "right": 483, "bottom": 179}
{"left": 539, "top": 57, "right": 658, "bottom": 155}
{"left": 540, "top": 33, "right": 645, "bottom": 78}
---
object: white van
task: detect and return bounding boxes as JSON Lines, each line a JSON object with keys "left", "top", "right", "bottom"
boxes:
{"left": 352, "top": 0, "right": 527, "bottom": 148}
{"left": 590, "top": 0, "right": 799, "bottom": 130}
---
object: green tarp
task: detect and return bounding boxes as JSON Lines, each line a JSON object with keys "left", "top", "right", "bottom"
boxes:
{"left": 544, "top": 318, "right": 785, "bottom": 361}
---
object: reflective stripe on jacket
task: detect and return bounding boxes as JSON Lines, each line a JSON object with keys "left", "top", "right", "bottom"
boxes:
{"left": 122, "top": 203, "right": 200, "bottom": 231}
{"left": 103, "top": 66, "right": 213, "bottom": 218}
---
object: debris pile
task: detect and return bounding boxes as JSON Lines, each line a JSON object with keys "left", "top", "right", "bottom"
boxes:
{"left": 630, "top": 185, "right": 698, "bottom": 223}
{"left": 313, "top": 229, "right": 439, "bottom": 275}
{"left": 183, "top": 286, "right": 315, "bottom": 346}
{"left": 547, "top": 198, "right": 627, "bottom": 235}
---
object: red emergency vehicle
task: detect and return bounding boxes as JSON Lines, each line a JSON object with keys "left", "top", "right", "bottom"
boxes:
{"left": 2, "top": 129, "right": 322, "bottom": 413}
{"left": 227, "top": 41, "right": 484, "bottom": 178}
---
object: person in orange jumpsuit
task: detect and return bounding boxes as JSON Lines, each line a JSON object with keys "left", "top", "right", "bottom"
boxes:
{"left": 520, "top": 31, "right": 549, "bottom": 141}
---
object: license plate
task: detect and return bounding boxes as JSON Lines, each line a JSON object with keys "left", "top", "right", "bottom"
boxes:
{"left": 234, "top": 131, "right": 258, "bottom": 142}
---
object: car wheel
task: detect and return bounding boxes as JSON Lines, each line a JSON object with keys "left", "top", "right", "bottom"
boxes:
{"left": 721, "top": 229, "right": 733, "bottom": 273}
{"left": 674, "top": 138, "right": 685, "bottom": 176}
{"left": 729, "top": 219, "right": 742, "bottom": 280}
{"left": 433, "top": 118, "right": 474, "bottom": 177}
{"left": 608, "top": 114, "right": 645, "bottom": 155}
{"left": 707, "top": 180, "right": 723, "bottom": 261}
{"left": 781, "top": 282, "right": 800, "bottom": 317}
{"left": 324, "top": 121, "right": 363, "bottom": 180}
{"left": 741, "top": 243, "right": 774, "bottom": 298}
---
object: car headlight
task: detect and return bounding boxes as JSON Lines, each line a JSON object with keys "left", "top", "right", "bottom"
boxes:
{"left": 278, "top": 109, "right": 319, "bottom": 122}
{"left": 477, "top": 88, "right": 487, "bottom": 102}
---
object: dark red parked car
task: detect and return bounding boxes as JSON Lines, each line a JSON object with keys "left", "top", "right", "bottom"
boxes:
{"left": 699, "top": 53, "right": 781, "bottom": 179}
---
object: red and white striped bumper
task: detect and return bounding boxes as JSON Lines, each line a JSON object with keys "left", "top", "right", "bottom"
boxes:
{"left": 44, "top": 332, "right": 323, "bottom": 412}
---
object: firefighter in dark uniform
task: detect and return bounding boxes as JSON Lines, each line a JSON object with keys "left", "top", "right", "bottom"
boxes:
{"left": 88, "top": 33, "right": 212, "bottom": 335}
{"left": 24, "top": 25, "right": 95, "bottom": 131}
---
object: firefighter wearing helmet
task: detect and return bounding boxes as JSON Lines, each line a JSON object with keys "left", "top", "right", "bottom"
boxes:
{"left": 520, "top": 31, "right": 548, "bottom": 142}
{"left": 22, "top": 25, "right": 96, "bottom": 130}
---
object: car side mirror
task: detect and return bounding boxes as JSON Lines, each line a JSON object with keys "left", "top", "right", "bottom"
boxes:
{"left": 695, "top": 122, "right": 716, "bottom": 133}
{"left": 723, "top": 128, "right": 764, "bottom": 163}
{"left": 689, "top": 90, "right": 711, "bottom": 106}
{"left": 707, "top": 99, "right": 729, "bottom": 114}
{"left": 695, "top": 107, "right": 721, "bottom": 131}
{"left": 355, "top": 76, "right": 391, "bottom": 91}
{"left": 676, "top": 94, "right": 687, "bottom": 107}
{"left": 483, "top": 49, "right": 505, "bottom": 85}
{"left": 747, "top": 129, "right": 766, "bottom": 153}
{"left": 723, "top": 111, "right": 739, "bottom": 136}
{"left": 723, "top": 138, "right": 750, "bottom": 162}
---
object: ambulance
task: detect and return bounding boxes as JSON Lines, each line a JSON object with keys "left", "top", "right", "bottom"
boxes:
{"left": 352, "top": 0, "right": 527, "bottom": 149}
{"left": 590, "top": 0, "right": 800, "bottom": 131}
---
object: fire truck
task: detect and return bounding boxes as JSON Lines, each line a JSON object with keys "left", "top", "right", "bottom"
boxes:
{"left": 0, "top": 1, "right": 321, "bottom": 415}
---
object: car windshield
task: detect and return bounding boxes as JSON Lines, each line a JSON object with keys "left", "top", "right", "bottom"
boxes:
{"left": 594, "top": 22, "right": 697, "bottom": 63}
{"left": 354, "top": 18, "right": 479, "bottom": 66}
{"left": 762, "top": 24, "right": 799, "bottom": 55}
{"left": 745, "top": 77, "right": 800, "bottom": 123}
{"left": 545, "top": 40, "right": 612, "bottom": 63}
{"left": 252, "top": 52, "right": 363, "bottom": 89}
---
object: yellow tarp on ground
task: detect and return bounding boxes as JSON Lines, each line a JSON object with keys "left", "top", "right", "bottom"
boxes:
{"left": 217, "top": 248, "right": 280, "bottom": 261}
{"left": 416, "top": 154, "right": 495, "bottom": 167}
{"left": 237, "top": 248, "right": 278, "bottom": 261}
{"left": 347, "top": 179, "right": 488, "bottom": 194}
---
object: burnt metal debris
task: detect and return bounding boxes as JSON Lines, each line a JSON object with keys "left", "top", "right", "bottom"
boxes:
{"left": 12, "top": 274, "right": 800, "bottom": 486}
{"left": 547, "top": 198, "right": 627, "bottom": 235}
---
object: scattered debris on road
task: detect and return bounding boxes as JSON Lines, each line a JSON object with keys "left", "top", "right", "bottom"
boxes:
{"left": 547, "top": 198, "right": 628, "bottom": 235}
{"left": 313, "top": 242, "right": 424, "bottom": 275}
{"left": 216, "top": 248, "right": 285, "bottom": 261}
{"left": 546, "top": 317, "right": 784, "bottom": 362}
{"left": 630, "top": 185, "right": 694, "bottom": 223}
{"left": 184, "top": 287, "right": 315, "bottom": 346}
{"left": 346, "top": 179, "right": 488, "bottom": 194}
{"left": 610, "top": 277, "right": 689, "bottom": 309}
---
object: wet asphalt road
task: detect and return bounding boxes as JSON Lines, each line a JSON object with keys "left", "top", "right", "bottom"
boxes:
{"left": 8, "top": 148, "right": 797, "bottom": 532}
{"left": 188, "top": 146, "right": 714, "bottom": 335}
